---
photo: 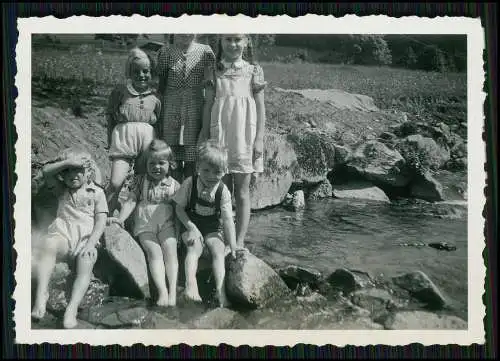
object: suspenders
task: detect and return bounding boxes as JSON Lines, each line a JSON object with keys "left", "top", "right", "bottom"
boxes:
{"left": 188, "top": 175, "right": 223, "bottom": 218}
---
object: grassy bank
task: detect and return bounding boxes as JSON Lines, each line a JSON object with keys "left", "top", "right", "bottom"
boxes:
{"left": 32, "top": 45, "right": 467, "bottom": 153}
{"left": 32, "top": 47, "right": 466, "bottom": 107}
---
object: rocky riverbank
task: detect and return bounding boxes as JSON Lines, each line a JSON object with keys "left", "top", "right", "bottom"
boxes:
{"left": 31, "top": 83, "right": 467, "bottom": 330}
{"left": 32, "top": 246, "right": 467, "bottom": 330}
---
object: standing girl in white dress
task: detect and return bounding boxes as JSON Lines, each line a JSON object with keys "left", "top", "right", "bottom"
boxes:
{"left": 106, "top": 48, "right": 161, "bottom": 214}
{"left": 201, "top": 34, "right": 267, "bottom": 249}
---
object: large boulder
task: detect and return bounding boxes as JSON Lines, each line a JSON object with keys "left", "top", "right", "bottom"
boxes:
{"left": 380, "top": 311, "right": 467, "bottom": 330}
{"left": 332, "top": 181, "right": 390, "bottom": 203}
{"left": 286, "top": 130, "right": 336, "bottom": 185}
{"left": 225, "top": 250, "right": 291, "bottom": 309}
{"left": 347, "top": 140, "right": 410, "bottom": 188}
{"left": 409, "top": 171, "right": 445, "bottom": 202}
{"left": 101, "top": 224, "right": 150, "bottom": 299}
{"left": 396, "top": 134, "right": 451, "bottom": 172}
{"left": 392, "top": 271, "right": 448, "bottom": 309}
{"left": 250, "top": 132, "right": 297, "bottom": 210}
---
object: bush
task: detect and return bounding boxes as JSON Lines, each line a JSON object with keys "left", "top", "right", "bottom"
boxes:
{"left": 418, "top": 45, "right": 448, "bottom": 73}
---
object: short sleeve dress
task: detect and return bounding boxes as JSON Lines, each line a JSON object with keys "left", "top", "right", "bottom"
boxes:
{"left": 156, "top": 42, "right": 216, "bottom": 162}
{"left": 206, "top": 59, "right": 267, "bottom": 174}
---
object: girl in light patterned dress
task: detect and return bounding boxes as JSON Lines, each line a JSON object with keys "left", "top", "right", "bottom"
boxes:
{"left": 107, "top": 140, "right": 181, "bottom": 307}
{"left": 105, "top": 48, "right": 161, "bottom": 214}
{"left": 202, "top": 34, "right": 267, "bottom": 249}
{"left": 156, "top": 34, "right": 216, "bottom": 182}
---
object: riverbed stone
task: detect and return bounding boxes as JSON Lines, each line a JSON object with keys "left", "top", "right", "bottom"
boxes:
{"left": 380, "top": 311, "right": 467, "bottom": 330}
{"left": 327, "top": 268, "right": 375, "bottom": 294}
{"left": 278, "top": 265, "right": 323, "bottom": 290}
{"left": 351, "top": 288, "right": 397, "bottom": 314}
{"left": 190, "top": 308, "right": 239, "bottom": 329}
{"left": 332, "top": 181, "right": 390, "bottom": 203}
{"left": 409, "top": 171, "right": 444, "bottom": 202}
{"left": 100, "top": 306, "right": 150, "bottom": 328}
{"left": 283, "top": 190, "right": 306, "bottom": 211}
{"left": 142, "top": 311, "right": 188, "bottom": 329}
{"left": 307, "top": 179, "right": 333, "bottom": 200}
{"left": 250, "top": 132, "right": 297, "bottom": 210}
{"left": 347, "top": 140, "right": 410, "bottom": 188}
{"left": 102, "top": 224, "right": 150, "bottom": 299}
{"left": 225, "top": 250, "right": 291, "bottom": 309}
{"left": 392, "top": 271, "right": 447, "bottom": 309}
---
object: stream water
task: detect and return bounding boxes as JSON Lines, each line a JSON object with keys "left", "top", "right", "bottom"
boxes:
{"left": 246, "top": 197, "right": 468, "bottom": 320}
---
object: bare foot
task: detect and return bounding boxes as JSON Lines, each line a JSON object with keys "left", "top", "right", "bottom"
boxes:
{"left": 31, "top": 292, "right": 49, "bottom": 320}
{"left": 184, "top": 287, "right": 202, "bottom": 302}
{"left": 156, "top": 294, "right": 170, "bottom": 307}
{"left": 31, "top": 305, "right": 46, "bottom": 320}
{"left": 63, "top": 307, "right": 78, "bottom": 329}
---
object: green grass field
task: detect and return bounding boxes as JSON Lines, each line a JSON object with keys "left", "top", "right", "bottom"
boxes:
{"left": 32, "top": 44, "right": 467, "bottom": 143}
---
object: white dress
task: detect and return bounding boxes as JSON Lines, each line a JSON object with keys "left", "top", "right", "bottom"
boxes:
{"left": 207, "top": 59, "right": 267, "bottom": 174}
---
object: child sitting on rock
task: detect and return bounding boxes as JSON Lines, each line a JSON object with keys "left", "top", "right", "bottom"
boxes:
{"left": 107, "top": 139, "right": 181, "bottom": 307}
{"left": 173, "top": 140, "right": 237, "bottom": 307}
{"left": 31, "top": 148, "right": 108, "bottom": 329}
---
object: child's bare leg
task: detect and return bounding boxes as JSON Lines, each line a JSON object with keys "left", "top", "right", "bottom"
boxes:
{"left": 139, "top": 233, "right": 170, "bottom": 306}
{"left": 32, "top": 235, "right": 66, "bottom": 319}
{"left": 63, "top": 247, "right": 97, "bottom": 328}
{"left": 31, "top": 250, "right": 57, "bottom": 319}
{"left": 184, "top": 237, "right": 203, "bottom": 302}
{"left": 106, "top": 158, "right": 130, "bottom": 213}
{"left": 205, "top": 234, "right": 230, "bottom": 308}
{"left": 159, "top": 228, "right": 178, "bottom": 306}
{"left": 233, "top": 173, "right": 252, "bottom": 248}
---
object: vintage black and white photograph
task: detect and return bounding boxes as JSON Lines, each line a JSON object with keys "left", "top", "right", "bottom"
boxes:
{"left": 14, "top": 15, "right": 486, "bottom": 346}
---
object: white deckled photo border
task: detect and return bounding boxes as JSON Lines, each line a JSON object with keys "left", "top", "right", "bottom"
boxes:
{"left": 13, "top": 14, "right": 487, "bottom": 347}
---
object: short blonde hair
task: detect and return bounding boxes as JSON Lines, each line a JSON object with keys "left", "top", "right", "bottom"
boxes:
{"left": 144, "top": 139, "right": 176, "bottom": 164}
{"left": 197, "top": 140, "right": 228, "bottom": 173}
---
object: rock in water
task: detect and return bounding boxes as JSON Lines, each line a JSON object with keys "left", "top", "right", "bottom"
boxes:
{"left": 278, "top": 265, "right": 323, "bottom": 290}
{"left": 103, "top": 224, "right": 150, "bottom": 299}
{"left": 308, "top": 179, "right": 333, "bottom": 200}
{"left": 351, "top": 288, "right": 397, "bottom": 315}
{"left": 347, "top": 140, "right": 410, "bottom": 188}
{"left": 327, "top": 268, "right": 375, "bottom": 294}
{"left": 250, "top": 132, "right": 297, "bottom": 210}
{"left": 380, "top": 311, "right": 467, "bottom": 330}
{"left": 392, "top": 271, "right": 447, "bottom": 309}
{"left": 283, "top": 190, "right": 306, "bottom": 211}
{"left": 409, "top": 171, "right": 445, "bottom": 202}
{"left": 225, "top": 250, "right": 291, "bottom": 309}
{"left": 190, "top": 308, "right": 239, "bottom": 329}
{"left": 332, "top": 181, "right": 390, "bottom": 203}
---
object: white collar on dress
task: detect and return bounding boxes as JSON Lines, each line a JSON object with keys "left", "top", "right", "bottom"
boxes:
{"left": 126, "top": 79, "right": 152, "bottom": 96}
{"left": 221, "top": 58, "right": 245, "bottom": 69}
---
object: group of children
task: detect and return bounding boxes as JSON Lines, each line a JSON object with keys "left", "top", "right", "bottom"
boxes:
{"left": 31, "top": 34, "right": 267, "bottom": 328}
